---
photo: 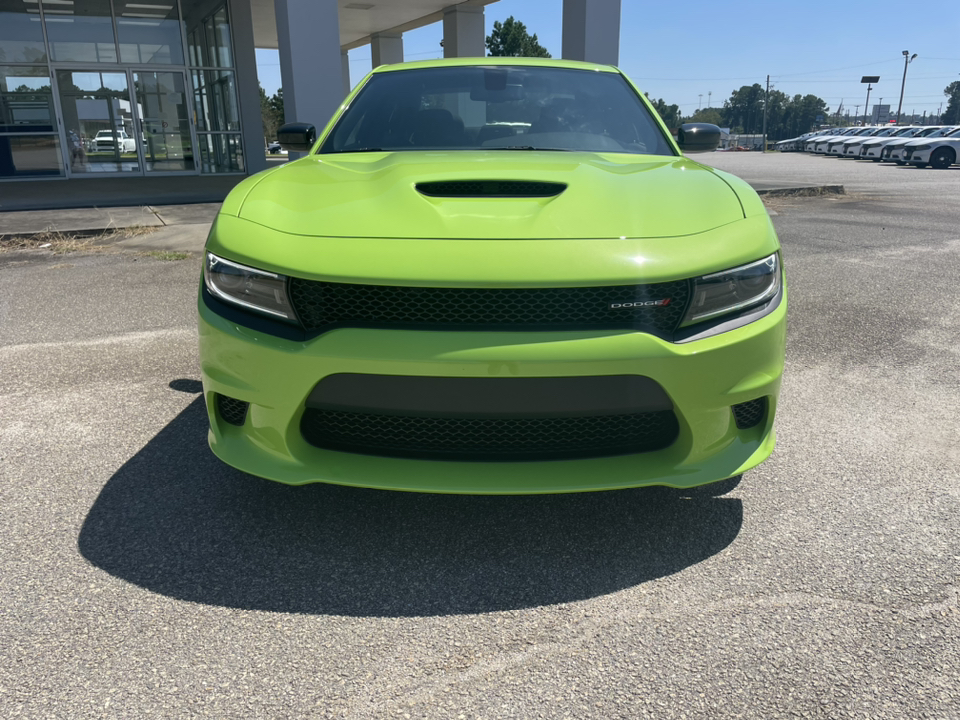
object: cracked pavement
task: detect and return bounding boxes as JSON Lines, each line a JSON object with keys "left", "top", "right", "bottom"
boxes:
{"left": 1, "top": 153, "right": 959, "bottom": 719}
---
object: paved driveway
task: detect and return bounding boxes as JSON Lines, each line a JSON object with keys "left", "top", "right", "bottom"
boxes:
{"left": 1, "top": 154, "right": 958, "bottom": 719}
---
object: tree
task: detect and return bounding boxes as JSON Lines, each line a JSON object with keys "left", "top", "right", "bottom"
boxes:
{"left": 270, "top": 87, "right": 284, "bottom": 124}
{"left": 943, "top": 81, "right": 960, "bottom": 125}
{"left": 688, "top": 108, "right": 723, "bottom": 127}
{"left": 486, "top": 17, "right": 551, "bottom": 57}
{"left": 722, "top": 84, "right": 765, "bottom": 133}
{"left": 646, "top": 96, "right": 681, "bottom": 128}
{"left": 781, "top": 94, "right": 828, "bottom": 138}
{"left": 260, "top": 85, "right": 280, "bottom": 142}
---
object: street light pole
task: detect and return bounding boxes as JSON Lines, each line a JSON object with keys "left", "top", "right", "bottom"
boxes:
{"left": 859, "top": 76, "right": 879, "bottom": 126}
{"left": 896, "top": 51, "right": 917, "bottom": 125}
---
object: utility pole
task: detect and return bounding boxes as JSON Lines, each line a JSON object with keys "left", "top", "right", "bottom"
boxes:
{"left": 708, "top": 90, "right": 712, "bottom": 108}
{"left": 896, "top": 51, "right": 917, "bottom": 125}
{"left": 698, "top": 94, "right": 703, "bottom": 111}
{"left": 762, "top": 75, "right": 770, "bottom": 152}
{"left": 854, "top": 105, "right": 860, "bottom": 123}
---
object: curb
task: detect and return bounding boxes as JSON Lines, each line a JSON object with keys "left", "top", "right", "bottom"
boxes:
{"left": 755, "top": 185, "right": 845, "bottom": 198}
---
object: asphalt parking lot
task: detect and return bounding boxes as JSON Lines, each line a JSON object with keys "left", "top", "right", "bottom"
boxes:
{"left": 2, "top": 153, "right": 959, "bottom": 719}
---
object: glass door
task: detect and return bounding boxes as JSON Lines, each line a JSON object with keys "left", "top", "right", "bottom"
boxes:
{"left": 56, "top": 69, "right": 141, "bottom": 175}
{"left": 56, "top": 68, "right": 197, "bottom": 176}
{"left": 133, "top": 71, "right": 195, "bottom": 173}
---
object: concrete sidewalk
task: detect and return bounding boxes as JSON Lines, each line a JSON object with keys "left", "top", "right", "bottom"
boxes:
{"left": 0, "top": 201, "right": 221, "bottom": 253}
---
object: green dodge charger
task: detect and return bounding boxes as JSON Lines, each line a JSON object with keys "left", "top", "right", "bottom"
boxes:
{"left": 198, "top": 58, "right": 785, "bottom": 493}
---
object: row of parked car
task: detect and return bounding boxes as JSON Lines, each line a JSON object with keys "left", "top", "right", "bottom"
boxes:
{"left": 775, "top": 125, "right": 960, "bottom": 168}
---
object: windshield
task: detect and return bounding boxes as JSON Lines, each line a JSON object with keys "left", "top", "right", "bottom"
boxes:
{"left": 319, "top": 66, "right": 675, "bottom": 156}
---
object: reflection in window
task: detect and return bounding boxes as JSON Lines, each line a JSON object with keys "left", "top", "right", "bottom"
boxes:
{"left": 45, "top": 0, "right": 118, "bottom": 63}
{"left": 198, "top": 132, "right": 242, "bottom": 173}
{"left": 116, "top": 0, "right": 184, "bottom": 64}
{"left": 191, "top": 69, "right": 239, "bottom": 131}
{"left": 186, "top": 3, "right": 232, "bottom": 68}
{"left": 0, "top": 134, "right": 63, "bottom": 177}
{"left": 0, "top": 0, "right": 48, "bottom": 62}
{"left": 56, "top": 70, "right": 139, "bottom": 173}
{"left": 0, "top": 66, "right": 54, "bottom": 132}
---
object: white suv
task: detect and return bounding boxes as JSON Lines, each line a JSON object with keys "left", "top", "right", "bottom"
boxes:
{"left": 94, "top": 130, "right": 136, "bottom": 153}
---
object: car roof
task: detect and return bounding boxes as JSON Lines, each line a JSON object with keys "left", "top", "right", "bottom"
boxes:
{"left": 372, "top": 57, "right": 620, "bottom": 74}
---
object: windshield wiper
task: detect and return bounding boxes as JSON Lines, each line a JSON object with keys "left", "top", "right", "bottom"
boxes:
{"left": 484, "top": 145, "right": 573, "bottom": 152}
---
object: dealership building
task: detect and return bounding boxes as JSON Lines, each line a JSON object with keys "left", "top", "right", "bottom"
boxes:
{"left": 0, "top": 0, "right": 622, "bottom": 188}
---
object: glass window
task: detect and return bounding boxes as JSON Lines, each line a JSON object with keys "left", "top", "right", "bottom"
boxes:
{"left": 185, "top": 1, "right": 232, "bottom": 68}
{"left": 0, "top": 134, "right": 63, "bottom": 177}
{"left": 197, "top": 132, "right": 242, "bottom": 172}
{"left": 0, "top": 0, "right": 48, "bottom": 63}
{"left": 56, "top": 70, "right": 140, "bottom": 173}
{"left": 191, "top": 69, "right": 239, "bottom": 131}
{"left": 320, "top": 66, "right": 676, "bottom": 156}
{"left": 45, "top": 0, "right": 118, "bottom": 63}
{"left": 0, "top": 66, "right": 54, "bottom": 133}
{"left": 116, "top": 0, "right": 185, "bottom": 64}
{"left": 135, "top": 71, "right": 194, "bottom": 171}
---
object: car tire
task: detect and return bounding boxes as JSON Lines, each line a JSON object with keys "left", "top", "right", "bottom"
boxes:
{"left": 930, "top": 147, "right": 956, "bottom": 170}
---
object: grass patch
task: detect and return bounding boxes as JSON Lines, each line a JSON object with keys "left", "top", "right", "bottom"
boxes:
{"left": 0, "top": 225, "right": 158, "bottom": 255}
{"left": 143, "top": 250, "right": 190, "bottom": 261}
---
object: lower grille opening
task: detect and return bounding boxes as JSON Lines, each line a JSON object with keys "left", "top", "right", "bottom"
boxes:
{"left": 300, "top": 409, "right": 679, "bottom": 462}
{"left": 732, "top": 397, "right": 767, "bottom": 430}
{"left": 217, "top": 394, "right": 249, "bottom": 426}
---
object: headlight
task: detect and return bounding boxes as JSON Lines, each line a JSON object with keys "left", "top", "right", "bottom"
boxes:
{"left": 681, "top": 254, "right": 781, "bottom": 327}
{"left": 204, "top": 252, "right": 296, "bottom": 322}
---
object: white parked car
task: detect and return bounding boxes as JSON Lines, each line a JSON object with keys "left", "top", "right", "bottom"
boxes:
{"left": 842, "top": 126, "right": 909, "bottom": 158}
{"left": 883, "top": 126, "right": 958, "bottom": 163}
{"left": 808, "top": 127, "right": 858, "bottom": 154}
{"left": 777, "top": 130, "right": 822, "bottom": 152}
{"left": 826, "top": 127, "right": 880, "bottom": 156}
{"left": 860, "top": 126, "right": 928, "bottom": 160}
{"left": 94, "top": 129, "right": 136, "bottom": 153}
{"left": 902, "top": 130, "right": 960, "bottom": 169}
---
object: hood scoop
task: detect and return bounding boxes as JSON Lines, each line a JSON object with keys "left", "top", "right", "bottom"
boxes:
{"left": 416, "top": 180, "right": 566, "bottom": 198}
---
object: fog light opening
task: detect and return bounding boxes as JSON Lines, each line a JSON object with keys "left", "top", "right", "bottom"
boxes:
{"left": 217, "top": 394, "right": 249, "bottom": 426}
{"left": 731, "top": 397, "right": 767, "bottom": 430}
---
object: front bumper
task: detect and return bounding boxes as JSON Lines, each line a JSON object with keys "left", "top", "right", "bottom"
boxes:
{"left": 905, "top": 148, "right": 932, "bottom": 164}
{"left": 198, "top": 287, "right": 786, "bottom": 494}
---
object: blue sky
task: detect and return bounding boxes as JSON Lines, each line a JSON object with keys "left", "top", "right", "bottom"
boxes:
{"left": 256, "top": 0, "right": 960, "bottom": 118}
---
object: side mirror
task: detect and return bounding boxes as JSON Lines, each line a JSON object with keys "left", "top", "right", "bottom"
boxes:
{"left": 677, "top": 123, "right": 721, "bottom": 153}
{"left": 277, "top": 123, "right": 317, "bottom": 152}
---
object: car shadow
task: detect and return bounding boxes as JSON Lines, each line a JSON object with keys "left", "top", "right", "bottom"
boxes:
{"left": 78, "top": 395, "right": 743, "bottom": 617}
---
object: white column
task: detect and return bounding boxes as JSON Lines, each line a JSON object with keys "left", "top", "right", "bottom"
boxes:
{"left": 442, "top": 4, "right": 485, "bottom": 58}
{"left": 341, "top": 50, "right": 351, "bottom": 96}
{"left": 371, "top": 32, "right": 403, "bottom": 67}
{"left": 562, "top": 0, "right": 621, "bottom": 66}
{"left": 227, "top": 0, "right": 267, "bottom": 173}
{"left": 275, "top": 0, "right": 344, "bottom": 128}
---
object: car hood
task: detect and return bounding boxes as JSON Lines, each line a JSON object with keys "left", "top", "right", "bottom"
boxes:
{"left": 232, "top": 152, "right": 746, "bottom": 240}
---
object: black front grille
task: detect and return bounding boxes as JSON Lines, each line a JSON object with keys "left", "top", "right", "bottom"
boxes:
{"left": 288, "top": 279, "right": 690, "bottom": 337}
{"left": 301, "top": 408, "right": 679, "bottom": 461}
{"left": 732, "top": 397, "right": 766, "bottom": 430}
{"left": 217, "top": 394, "right": 249, "bottom": 426}
{"left": 416, "top": 180, "right": 566, "bottom": 197}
